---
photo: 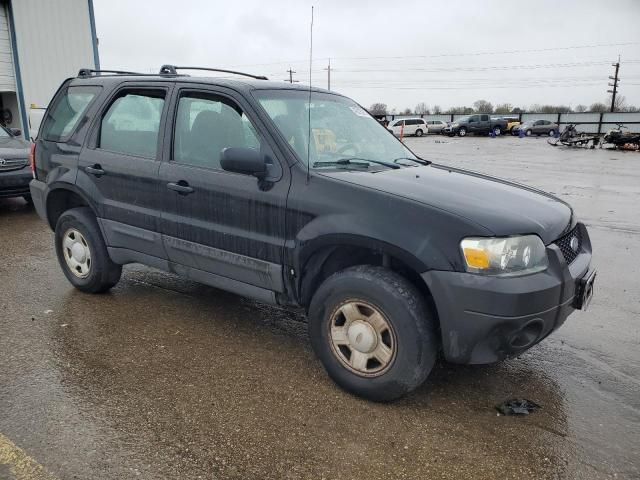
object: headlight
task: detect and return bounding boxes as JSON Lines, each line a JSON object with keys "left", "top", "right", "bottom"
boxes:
{"left": 460, "top": 235, "right": 548, "bottom": 276}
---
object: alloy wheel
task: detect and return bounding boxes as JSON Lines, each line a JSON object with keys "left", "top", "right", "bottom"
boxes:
{"left": 62, "top": 228, "right": 92, "bottom": 278}
{"left": 328, "top": 299, "right": 397, "bottom": 377}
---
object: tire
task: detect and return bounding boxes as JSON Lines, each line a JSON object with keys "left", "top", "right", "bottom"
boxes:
{"left": 458, "top": 127, "right": 467, "bottom": 137}
{"left": 308, "top": 265, "right": 438, "bottom": 402}
{"left": 54, "top": 207, "right": 122, "bottom": 293}
{"left": 415, "top": 129, "right": 423, "bottom": 137}
{"left": 548, "top": 129, "right": 555, "bottom": 137}
{"left": 493, "top": 126, "right": 502, "bottom": 136}
{"left": 525, "top": 129, "right": 533, "bottom": 137}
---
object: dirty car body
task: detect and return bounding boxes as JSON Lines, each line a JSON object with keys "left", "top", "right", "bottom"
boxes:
{"left": 29, "top": 68, "right": 595, "bottom": 400}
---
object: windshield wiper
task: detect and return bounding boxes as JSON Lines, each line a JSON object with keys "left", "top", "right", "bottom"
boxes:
{"left": 313, "top": 157, "right": 401, "bottom": 170}
{"left": 393, "top": 156, "right": 432, "bottom": 166}
{"left": 313, "top": 159, "right": 371, "bottom": 169}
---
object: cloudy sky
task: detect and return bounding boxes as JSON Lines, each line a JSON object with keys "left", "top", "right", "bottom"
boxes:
{"left": 93, "top": 0, "right": 640, "bottom": 112}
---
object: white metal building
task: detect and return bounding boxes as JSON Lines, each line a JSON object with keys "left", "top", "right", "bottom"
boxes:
{"left": 0, "top": 0, "right": 99, "bottom": 138}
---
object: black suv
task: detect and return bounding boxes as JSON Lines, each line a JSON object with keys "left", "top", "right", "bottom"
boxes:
{"left": 29, "top": 66, "right": 595, "bottom": 401}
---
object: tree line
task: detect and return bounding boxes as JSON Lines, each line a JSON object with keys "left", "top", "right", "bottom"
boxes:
{"left": 369, "top": 96, "right": 639, "bottom": 116}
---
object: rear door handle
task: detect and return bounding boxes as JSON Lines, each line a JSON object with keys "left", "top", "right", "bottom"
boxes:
{"left": 85, "top": 165, "right": 105, "bottom": 177}
{"left": 167, "top": 181, "right": 194, "bottom": 195}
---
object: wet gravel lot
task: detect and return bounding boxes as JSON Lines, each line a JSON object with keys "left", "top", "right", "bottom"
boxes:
{"left": 1, "top": 136, "right": 639, "bottom": 479}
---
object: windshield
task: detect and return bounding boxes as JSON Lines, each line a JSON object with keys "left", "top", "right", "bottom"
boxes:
{"left": 253, "top": 90, "right": 417, "bottom": 168}
{"left": 456, "top": 116, "right": 469, "bottom": 123}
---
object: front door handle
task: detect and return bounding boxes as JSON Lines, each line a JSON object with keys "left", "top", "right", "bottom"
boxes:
{"left": 85, "top": 164, "right": 105, "bottom": 177}
{"left": 167, "top": 181, "right": 194, "bottom": 195}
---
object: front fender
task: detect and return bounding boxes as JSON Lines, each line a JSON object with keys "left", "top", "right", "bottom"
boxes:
{"left": 293, "top": 212, "right": 453, "bottom": 273}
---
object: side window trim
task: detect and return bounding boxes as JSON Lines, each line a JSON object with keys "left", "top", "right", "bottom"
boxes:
{"left": 87, "top": 83, "right": 172, "bottom": 160}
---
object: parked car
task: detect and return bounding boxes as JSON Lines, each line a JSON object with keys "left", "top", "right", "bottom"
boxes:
{"left": 30, "top": 66, "right": 595, "bottom": 402}
{"left": 513, "top": 119, "right": 559, "bottom": 137}
{"left": 502, "top": 116, "right": 521, "bottom": 133}
{"left": 425, "top": 119, "right": 447, "bottom": 134}
{"left": 388, "top": 118, "right": 427, "bottom": 137}
{"left": 0, "top": 125, "right": 32, "bottom": 203}
{"left": 443, "top": 114, "right": 508, "bottom": 137}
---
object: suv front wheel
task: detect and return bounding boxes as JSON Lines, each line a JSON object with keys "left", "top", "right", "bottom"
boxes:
{"left": 308, "top": 265, "right": 438, "bottom": 401}
{"left": 55, "top": 207, "right": 122, "bottom": 293}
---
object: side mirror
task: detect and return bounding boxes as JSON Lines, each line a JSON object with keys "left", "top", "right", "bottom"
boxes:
{"left": 10, "top": 128, "right": 21, "bottom": 137}
{"left": 220, "top": 147, "right": 267, "bottom": 178}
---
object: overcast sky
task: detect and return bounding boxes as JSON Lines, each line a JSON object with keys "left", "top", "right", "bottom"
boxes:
{"left": 93, "top": 0, "right": 640, "bottom": 112}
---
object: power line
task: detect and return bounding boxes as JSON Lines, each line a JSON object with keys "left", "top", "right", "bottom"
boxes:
{"left": 224, "top": 41, "right": 640, "bottom": 69}
{"left": 332, "top": 61, "right": 625, "bottom": 74}
{"left": 331, "top": 42, "right": 640, "bottom": 61}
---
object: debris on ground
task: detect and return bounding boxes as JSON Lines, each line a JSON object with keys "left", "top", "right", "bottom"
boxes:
{"left": 496, "top": 399, "right": 541, "bottom": 416}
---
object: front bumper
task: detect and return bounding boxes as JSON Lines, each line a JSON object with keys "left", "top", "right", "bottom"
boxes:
{"left": 422, "top": 223, "right": 593, "bottom": 364}
{"left": 0, "top": 168, "right": 32, "bottom": 198}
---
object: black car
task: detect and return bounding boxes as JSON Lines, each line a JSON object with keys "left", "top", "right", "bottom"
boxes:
{"left": 29, "top": 66, "right": 595, "bottom": 401}
{"left": 0, "top": 125, "right": 32, "bottom": 202}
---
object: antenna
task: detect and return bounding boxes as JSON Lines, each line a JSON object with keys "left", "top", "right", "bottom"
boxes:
{"left": 306, "top": 6, "right": 314, "bottom": 184}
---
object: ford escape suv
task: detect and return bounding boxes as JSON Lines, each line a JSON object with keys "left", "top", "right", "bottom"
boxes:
{"left": 29, "top": 66, "right": 595, "bottom": 401}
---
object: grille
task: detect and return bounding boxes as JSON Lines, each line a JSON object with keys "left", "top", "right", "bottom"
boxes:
{"left": 554, "top": 225, "right": 582, "bottom": 264}
{"left": 0, "top": 158, "right": 28, "bottom": 172}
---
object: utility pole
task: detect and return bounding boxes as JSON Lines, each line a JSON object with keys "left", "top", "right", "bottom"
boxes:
{"left": 285, "top": 68, "right": 298, "bottom": 84}
{"left": 608, "top": 56, "right": 620, "bottom": 112}
{"left": 324, "top": 58, "right": 331, "bottom": 90}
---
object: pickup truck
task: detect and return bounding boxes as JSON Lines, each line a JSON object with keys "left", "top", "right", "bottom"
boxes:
{"left": 443, "top": 114, "right": 508, "bottom": 137}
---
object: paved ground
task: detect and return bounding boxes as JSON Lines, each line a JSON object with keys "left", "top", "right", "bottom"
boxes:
{"left": 1, "top": 135, "right": 638, "bottom": 480}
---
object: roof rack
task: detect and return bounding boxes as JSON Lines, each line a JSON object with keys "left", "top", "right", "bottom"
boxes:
{"left": 159, "top": 65, "right": 268, "bottom": 80}
{"left": 77, "top": 68, "right": 142, "bottom": 77}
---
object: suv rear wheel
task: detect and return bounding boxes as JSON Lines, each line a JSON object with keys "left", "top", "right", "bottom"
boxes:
{"left": 308, "top": 265, "right": 438, "bottom": 401}
{"left": 54, "top": 207, "right": 122, "bottom": 293}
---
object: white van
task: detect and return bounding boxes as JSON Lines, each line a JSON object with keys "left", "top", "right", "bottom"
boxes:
{"left": 388, "top": 118, "right": 427, "bottom": 137}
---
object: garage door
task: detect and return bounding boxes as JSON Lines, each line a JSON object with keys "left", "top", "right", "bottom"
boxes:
{"left": 0, "top": 3, "right": 16, "bottom": 92}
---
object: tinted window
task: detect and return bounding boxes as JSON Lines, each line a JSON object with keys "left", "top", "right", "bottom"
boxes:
{"left": 99, "top": 91, "right": 165, "bottom": 158}
{"left": 41, "top": 85, "right": 100, "bottom": 141}
{"left": 480, "top": 115, "right": 489, "bottom": 121}
{"left": 173, "top": 93, "right": 260, "bottom": 169}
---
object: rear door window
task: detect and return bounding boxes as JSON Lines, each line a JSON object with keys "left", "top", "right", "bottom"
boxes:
{"left": 40, "top": 85, "right": 101, "bottom": 141}
{"left": 98, "top": 90, "right": 166, "bottom": 158}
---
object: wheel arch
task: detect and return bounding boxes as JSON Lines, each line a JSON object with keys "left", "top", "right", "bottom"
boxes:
{"left": 45, "top": 184, "right": 98, "bottom": 230}
{"left": 296, "top": 235, "right": 436, "bottom": 313}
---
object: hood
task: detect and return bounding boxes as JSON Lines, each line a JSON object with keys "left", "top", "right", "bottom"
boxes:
{"left": 0, "top": 135, "right": 31, "bottom": 158}
{"left": 322, "top": 164, "right": 572, "bottom": 244}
